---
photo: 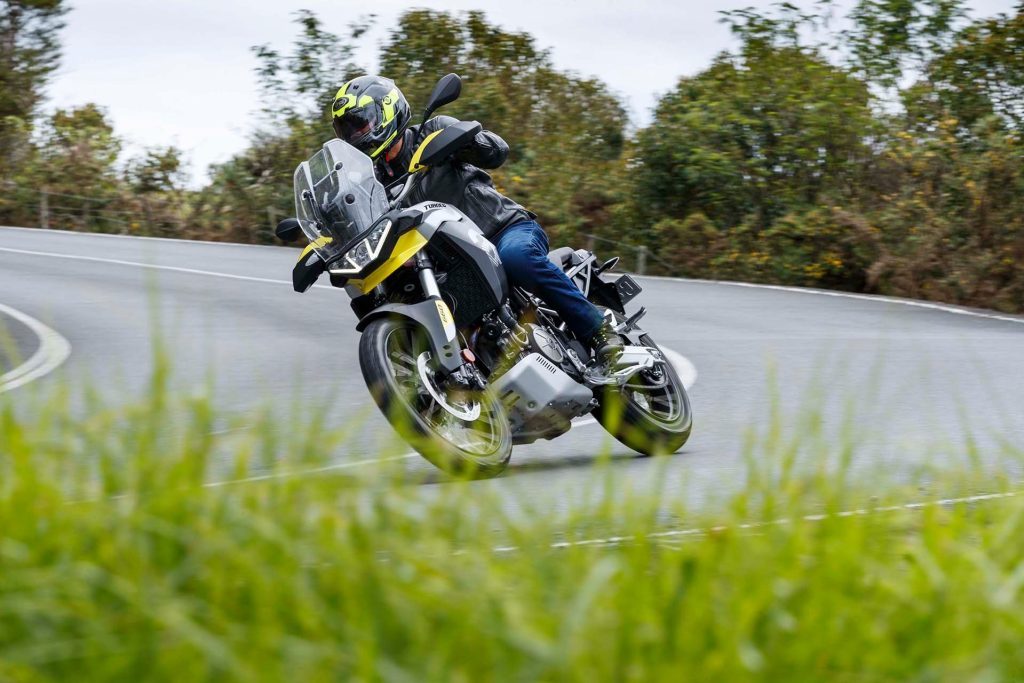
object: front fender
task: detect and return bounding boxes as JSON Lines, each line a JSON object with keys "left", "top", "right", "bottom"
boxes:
{"left": 292, "top": 248, "right": 326, "bottom": 293}
{"left": 357, "top": 299, "right": 462, "bottom": 374}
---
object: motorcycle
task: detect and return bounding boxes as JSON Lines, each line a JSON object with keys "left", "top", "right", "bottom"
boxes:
{"left": 275, "top": 74, "right": 692, "bottom": 477}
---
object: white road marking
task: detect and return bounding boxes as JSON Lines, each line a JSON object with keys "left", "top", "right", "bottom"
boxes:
{"left": 203, "top": 452, "right": 421, "bottom": 487}
{"left": 662, "top": 347, "right": 698, "bottom": 389}
{"left": 0, "top": 303, "right": 72, "bottom": 393}
{"left": 0, "top": 245, "right": 316, "bottom": 288}
{"left": 639, "top": 274, "right": 1024, "bottom": 327}
{"left": 5, "top": 228, "right": 1021, "bottom": 327}
{"left": 490, "top": 489, "right": 1021, "bottom": 553}
{"left": 0, "top": 225, "right": 285, "bottom": 251}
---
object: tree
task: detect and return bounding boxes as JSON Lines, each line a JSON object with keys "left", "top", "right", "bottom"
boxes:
{"left": 125, "top": 147, "right": 186, "bottom": 195}
{"left": 848, "top": 0, "right": 966, "bottom": 89}
{"left": 11, "top": 103, "right": 123, "bottom": 231}
{"left": 197, "top": 12, "right": 370, "bottom": 243}
{"left": 251, "top": 9, "right": 370, "bottom": 129}
{"left": 922, "top": 6, "right": 1024, "bottom": 135}
{"left": 0, "top": 0, "right": 66, "bottom": 199}
{"left": 631, "top": 37, "right": 873, "bottom": 234}
{"left": 379, "top": 10, "right": 627, "bottom": 240}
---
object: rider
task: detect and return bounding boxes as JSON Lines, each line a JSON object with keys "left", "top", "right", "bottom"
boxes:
{"left": 330, "top": 75, "right": 622, "bottom": 363}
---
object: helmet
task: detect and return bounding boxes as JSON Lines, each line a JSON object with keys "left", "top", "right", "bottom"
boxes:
{"left": 331, "top": 75, "right": 411, "bottom": 160}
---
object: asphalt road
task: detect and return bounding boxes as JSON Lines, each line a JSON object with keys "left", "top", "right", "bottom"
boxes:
{"left": 2, "top": 225, "right": 1023, "bottom": 508}
{"left": 0, "top": 307, "right": 38, "bottom": 373}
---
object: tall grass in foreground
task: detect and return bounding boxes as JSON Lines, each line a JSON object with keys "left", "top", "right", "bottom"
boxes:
{"left": 1, "top": 360, "right": 1024, "bottom": 682}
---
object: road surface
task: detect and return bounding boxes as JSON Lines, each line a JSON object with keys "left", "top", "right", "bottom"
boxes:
{"left": 2, "top": 226, "right": 1023, "bottom": 509}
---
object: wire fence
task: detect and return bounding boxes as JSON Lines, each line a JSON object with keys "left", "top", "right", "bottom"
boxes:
{"left": 3, "top": 190, "right": 672, "bottom": 275}
{"left": 2, "top": 189, "right": 187, "bottom": 236}
{"left": 580, "top": 233, "right": 674, "bottom": 275}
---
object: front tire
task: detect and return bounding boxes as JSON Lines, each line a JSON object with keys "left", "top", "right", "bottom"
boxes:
{"left": 592, "top": 335, "right": 692, "bottom": 456}
{"left": 359, "top": 316, "right": 512, "bottom": 477}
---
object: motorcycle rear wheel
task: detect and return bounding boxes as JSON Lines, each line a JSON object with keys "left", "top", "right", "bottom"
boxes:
{"left": 359, "top": 316, "right": 512, "bottom": 477}
{"left": 592, "top": 335, "right": 692, "bottom": 456}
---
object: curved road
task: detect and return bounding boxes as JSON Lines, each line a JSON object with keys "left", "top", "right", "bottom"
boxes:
{"left": 2, "top": 226, "right": 1023, "bottom": 508}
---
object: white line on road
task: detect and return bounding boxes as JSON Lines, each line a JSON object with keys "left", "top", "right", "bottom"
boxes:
{"left": 0, "top": 245, "right": 309, "bottom": 288}
{"left": 204, "top": 452, "right": 421, "bottom": 487}
{"left": 0, "top": 225, "right": 284, "bottom": 251}
{"left": 6, "top": 228, "right": 1022, "bottom": 327}
{"left": 640, "top": 274, "right": 1024, "bottom": 327}
{"left": 490, "top": 489, "right": 1021, "bottom": 553}
{"left": 662, "top": 347, "right": 698, "bottom": 389}
{"left": 0, "top": 303, "right": 72, "bottom": 393}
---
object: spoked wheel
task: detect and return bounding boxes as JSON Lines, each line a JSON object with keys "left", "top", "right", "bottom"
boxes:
{"left": 359, "top": 316, "right": 511, "bottom": 477}
{"left": 592, "top": 333, "right": 692, "bottom": 456}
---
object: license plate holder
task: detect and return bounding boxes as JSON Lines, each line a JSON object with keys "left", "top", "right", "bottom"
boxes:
{"left": 614, "top": 274, "right": 642, "bottom": 305}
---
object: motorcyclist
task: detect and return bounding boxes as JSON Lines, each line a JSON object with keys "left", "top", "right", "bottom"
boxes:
{"left": 331, "top": 75, "right": 622, "bottom": 363}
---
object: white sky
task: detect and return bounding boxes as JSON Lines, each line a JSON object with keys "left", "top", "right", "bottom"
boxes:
{"left": 46, "top": 0, "right": 1021, "bottom": 186}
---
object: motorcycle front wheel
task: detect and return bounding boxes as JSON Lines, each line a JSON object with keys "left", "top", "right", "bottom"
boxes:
{"left": 359, "top": 316, "right": 512, "bottom": 477}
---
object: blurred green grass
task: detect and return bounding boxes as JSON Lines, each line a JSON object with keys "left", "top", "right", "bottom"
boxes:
{"left": 1, "top": 353, "right": 1023, "bottom": 682}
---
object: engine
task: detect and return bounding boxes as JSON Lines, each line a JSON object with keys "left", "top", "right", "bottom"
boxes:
{"left": 491, "top": 350, "right": 594, "bottom": 445}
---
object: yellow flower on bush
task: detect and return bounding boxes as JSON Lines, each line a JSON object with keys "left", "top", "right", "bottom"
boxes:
{"left": 803, "top": 263, "right": 826, "bottom": 280}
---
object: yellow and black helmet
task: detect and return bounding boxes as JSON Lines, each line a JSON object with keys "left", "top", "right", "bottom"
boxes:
{"left": 331, "top": 75, "right": 411, "bottom": 160}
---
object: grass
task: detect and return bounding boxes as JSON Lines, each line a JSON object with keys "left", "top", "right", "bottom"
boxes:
{"left": 2, "top": 353, "right": 1024, "bottom": 682}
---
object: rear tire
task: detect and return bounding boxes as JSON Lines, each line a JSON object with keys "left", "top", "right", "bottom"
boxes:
{"left": 592, "top": 336, "right": 692, "bottom": 456}
{"left": 359, "top": 316, "right": 512, "bottom": 477}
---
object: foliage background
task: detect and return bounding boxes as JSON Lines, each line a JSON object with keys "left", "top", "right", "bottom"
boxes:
{"left": 2, "top": 0, "right": 1024, "bottom": 312}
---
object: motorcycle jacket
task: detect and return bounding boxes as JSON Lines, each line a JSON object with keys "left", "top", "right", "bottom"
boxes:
{"left": 375, "top": 115, "right": 535, "bottom": 240}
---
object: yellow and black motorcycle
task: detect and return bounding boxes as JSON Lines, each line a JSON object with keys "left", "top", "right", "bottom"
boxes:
{"left": 276, "top": 75, "right": 691, "bottom": 477}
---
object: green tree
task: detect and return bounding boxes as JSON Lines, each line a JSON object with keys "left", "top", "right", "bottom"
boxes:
{"left": 21, "top": 103, "right": 123, "bottom": 231}
{"left": 251, "top": 9, "right": 370, "bottom": 128}
{"left": 631, "top": 32, "right": 873, "bottom": 234}
{"left": 125, "top": 146, "right": 186, "bottom": 195}
{"left": 848, "top": 0, "right": 966, "bottom": 88}
{"left": 921, "top": 5, "right": 1024, "bottom": 135}
{"left": 379, "top": 10, "right": 627, "bottom": 242}
{"left": 197, "top": 12, "right": 369, "bottom": 243}
{"left": 0, "top": 0, "right": 66, "bottom": 210}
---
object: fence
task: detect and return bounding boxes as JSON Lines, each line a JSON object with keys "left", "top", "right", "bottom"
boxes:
{"left": 580, "top": 233, "right": 674, "bottom": 276}
{"left": 7, "top": 189, "right": 186, "bottom": 237}
{"left": 4, "top": 191, "right": 677, "bottom": 276}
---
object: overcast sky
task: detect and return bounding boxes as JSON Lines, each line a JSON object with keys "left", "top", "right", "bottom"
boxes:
{"left": 46, "top": 0, "right": 1020, "bottom": 186}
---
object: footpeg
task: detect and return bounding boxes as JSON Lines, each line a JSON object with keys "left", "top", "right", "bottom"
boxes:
{"left": 584, "top": 345, "right": 664, "bottom": 387}
{"left": 615, "top": 306, "right": 647, "bottom": 334}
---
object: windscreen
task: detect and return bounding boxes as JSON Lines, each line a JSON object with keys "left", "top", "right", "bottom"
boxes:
{"left": 293, "top": 139, "right": 389, "bottom": 263}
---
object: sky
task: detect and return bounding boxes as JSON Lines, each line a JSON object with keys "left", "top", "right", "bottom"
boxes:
{"left": 46, "top": 0, "right": 1021, "bottom": 187}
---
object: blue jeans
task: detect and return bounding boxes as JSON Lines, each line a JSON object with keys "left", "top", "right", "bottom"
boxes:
{"left": 494, "top": 220, "right": 604, "bottom": 341}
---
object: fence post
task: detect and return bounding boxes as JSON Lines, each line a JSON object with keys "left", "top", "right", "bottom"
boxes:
{"left": 267, "top": 206, "right": 279, "bottom": 234}
{"left": 40, "top": 190, "right": 49, "bottom": 230}
{"left": 585, "top": 233, "right": 595, "bottom": 253}
{"left": 636, "top": 246, "right": 647, "bottom": 275}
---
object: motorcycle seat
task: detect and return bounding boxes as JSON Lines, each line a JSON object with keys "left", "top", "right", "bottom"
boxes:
{"left": 548, "top": 247, "right": 576, "bottom": 269}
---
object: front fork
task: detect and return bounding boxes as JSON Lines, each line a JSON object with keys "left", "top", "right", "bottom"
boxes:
{"left": 414, "top": 253, "right": 484, "bottom": 389}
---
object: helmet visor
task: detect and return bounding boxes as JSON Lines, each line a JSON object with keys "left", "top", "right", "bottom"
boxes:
{"left": 332, "top": 106, "right": 380, "bottom": 153}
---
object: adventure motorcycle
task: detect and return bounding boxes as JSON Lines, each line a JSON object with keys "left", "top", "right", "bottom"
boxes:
{"left": 276, "top": 74, "right": 691, "bottom": 477}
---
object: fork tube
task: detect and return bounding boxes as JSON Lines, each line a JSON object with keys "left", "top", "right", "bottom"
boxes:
{"left": 415, "top": 252, "right": 442, "bottom": 299}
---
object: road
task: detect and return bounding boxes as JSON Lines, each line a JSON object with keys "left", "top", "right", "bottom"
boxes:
{"left": 2, "top": 225, "right": 1023, "bottom": 509}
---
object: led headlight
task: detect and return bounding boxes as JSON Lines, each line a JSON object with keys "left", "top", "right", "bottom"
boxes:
{"left": 330, "top": 219, "right": 392, "bottom": 275}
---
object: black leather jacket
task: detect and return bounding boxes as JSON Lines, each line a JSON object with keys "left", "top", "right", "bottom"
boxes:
{"left": 375, "top": 115, "right": 535, "bottom": 240}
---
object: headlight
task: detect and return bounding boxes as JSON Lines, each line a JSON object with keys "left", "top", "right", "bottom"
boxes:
{"left": 329, "top": 219, "right": 392, "bottom": 275}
